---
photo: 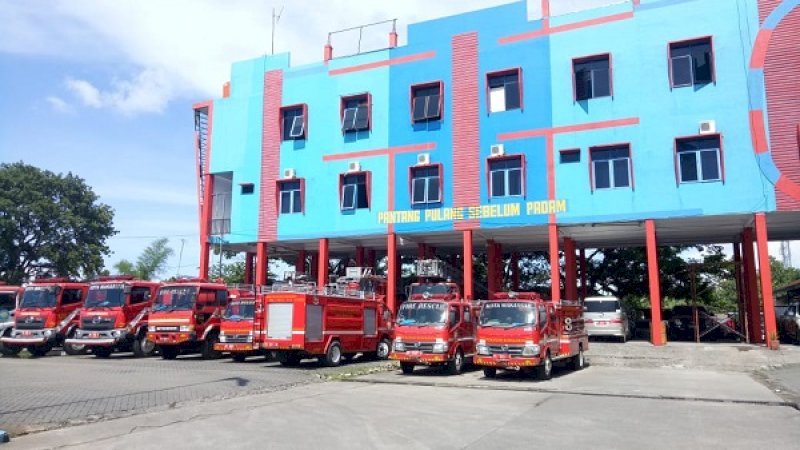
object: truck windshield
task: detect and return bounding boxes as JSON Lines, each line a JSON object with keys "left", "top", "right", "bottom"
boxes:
{"left": 0, "top": 293, "right": 15, "bottom": 321}
{"left": 409, "top": 284, "right": 454, "bottom": 297}
{"left": 480, "top": 302, "right": 536, "bottom": 327}
{"left": 20, "top": 287, "right": 58, "bottom": 308}
{"left": 585, "top": 300, "right": 620, "bottom": 313}
{"left": 85, "top": 287, "right": 125, "bottom": 308}
{"left": 223, "top": 301, "right": 255, "bottom": 320}
{"left": 397, "top": 301, "right": 447, "bottom": 326}
{"left": 153, "top": 287, "right": 197, "bottom": 311}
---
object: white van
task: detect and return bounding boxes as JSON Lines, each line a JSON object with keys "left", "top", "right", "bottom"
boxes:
{"left": 583, "top": 296, "right": 632, "bottom": 342}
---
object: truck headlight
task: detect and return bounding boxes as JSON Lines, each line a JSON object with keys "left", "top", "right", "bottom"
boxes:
{"left": 111, "top": 330, "right": 123, "bottom": 338}
{"left": 393, "top": 341, "right": 405, "bottom": 352}
{"left": 521, "top": 344, "right": 540, "bottom": 356}
{"left": 179, "top": 325, "right": 194, "bottom": 332}
{"left": 477, "top": 344, "right": 490, "bottom": 355}
{"left": 432, "top": 342, "right": 448, "bottom": 354}
{"left": 43, "top": 330, "right": 53, "bottom": 338}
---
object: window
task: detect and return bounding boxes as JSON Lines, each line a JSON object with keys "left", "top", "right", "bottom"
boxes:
{"left": 240, "top": 183, "right": 254, "bottom": 195}
{"left": 341, "top": 94, "right": 370, "bottom": 132}
{"left": 560, "top": 149, "right": 581, "bottom": 164}
{"left": 411, "top": 83, "right": 442, "bottom": 122}
{"left": 61, "top": 289, "right": 83, "bottom": 305}
{"left": 573, "top": 54, "right": 611, "bottom": 100}
{"left": 670, "top": 38, "right": 714, "bottom": 88}
{"left": 676, "top": 135, "right": 722, "bottom": 183}
{"left": 281, "top": 105, "right": 306, "bottom": 140}
{"left": 463, "top": 306, "right": 471, "bottom": 323}
{"left": 410, "top": 165, "right": 441, "bottom": 205}
{"left": 487, "top": 69, "right": 521, "bottom": 113}
{"left": 211, "top": 172, "right": 232, "bottom": 235}
{"left": 340, "top": 173, "right": 369, "bottom": 210}
{"left": 489, "top": 156, "right": 524, "bottom": 198}
{"left": 591, "top": 145, "right": 631, "bottom": 190}
{"left": 130, "top": 287, "right": 151, "bottom": 305}
{"left": 278, "top": 180, "right": 303, "bottom": 214}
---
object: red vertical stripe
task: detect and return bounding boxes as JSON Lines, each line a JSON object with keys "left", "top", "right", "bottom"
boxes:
{"left": 259, "top": 70, "right": 283, "bottom": 241}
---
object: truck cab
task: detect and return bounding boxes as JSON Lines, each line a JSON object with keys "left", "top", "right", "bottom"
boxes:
{"left": 146, "top": 280, "right": 236, "bottom": 360}
{"left": 215, "top": 292, "right": 271, "bottom": 362}
{"left": 0, "top": 284, "right": 22, "bottom": 356}
{"left": 65, "top": 276, "right": 160, "bottom": 358}
{"left": 1, "top": 278, "right": 88, "bottom": 357}
{"left": 475, "top": 293, "right": 588, "bottom": 380}
{"left": 778, "top": 302, "right": 800, "bottom": 343}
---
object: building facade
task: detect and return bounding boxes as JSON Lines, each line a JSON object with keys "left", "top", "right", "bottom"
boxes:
{"left": 193, "top": 0, "right": 800, "bottom": 346}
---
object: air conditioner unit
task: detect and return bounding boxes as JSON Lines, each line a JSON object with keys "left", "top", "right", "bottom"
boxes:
{"left": 416, "top": 153, "right": 430, "bottom": 165}
{"left": 348, "top": 161, "right": 361, "bottom": 172}
{"left": 490, "top": 144, "right": 505, "bottom": 157}
{"left": 283, "top": 168, "right": 296, "bottom": 179}
{"left": 699, "top": 120, "right": 716, "bottom": 135}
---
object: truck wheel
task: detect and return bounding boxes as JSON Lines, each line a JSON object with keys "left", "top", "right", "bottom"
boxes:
{"left": 132, "top": 334, "right": 156, "bottom": 358}
{"left": 376, "top": 338, "right": 391, "bottom": 360}
{"left": 232, "top": 353, "right": 247, "bottom": 363}
{"left": 536, "top": 352, "right": 553, "bottom": 380}
{"left": 93, "top": 347, "right": 113, "bottom": 358}
{"left": 400, "top": 362, "right": 415, "bottom": 374}
{"left": 483, "top": 367, "right": 497, "bottom": 379}
{"left": 278, "top": 352, "right": 301, "bottom": 366}
{"left": 63, "top": 329, "right": 87, "bottom": 356}
{"left": 446, "top": 349, "right": 464, "bottom": 375}
{"left": 29, "top": 344, "right": 53, "bottom": 357}
{"left": 160, "top": 346, "right": 179, "bottom": 360}
{"left": 201, "top": 332, "right": 223, "bottom": 360}
{"left": 571, "top": 346, "right": 585, "bottom": 371}
{"left": 0, "top": 343, "right": 21, "bottom": 356}
{"left": 322, "top": 341, "right": 342, "bottom": 367}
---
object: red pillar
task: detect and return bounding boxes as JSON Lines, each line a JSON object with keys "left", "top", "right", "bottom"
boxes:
{"left": 733, "top": 243, "right": 747, "bottom": 341}
{"left": 389, "top": 31, "right": 398, "bottom": 48}
{"left": 323, "top": 44, "right": 333, "bottom": 62}
{"left": 427, "top": 246, "right": 437, "bottom": 259}
{"left": 244, "top": 252, "right": 255, "bottom": 284}
{"left": 255, "top": 242, "right": 268, "bottom": 286}
{"left": 579, "top": 248, "right": 588, "bottom": 300}
{"left": 309, "top": 252, "right": 318, "bottom": 278}
{"left": 387, "top": 233, "right": 398, "bottom": 314}
{"left": 487, "top": 240, "right": 498, "bottom": 297}
{"left": 417, "top": 243, "right": 427, "bottom": 261}
{"left": 318, "top": 238, "right": 329, "bottom": 288}
{"left": 742, "top": 228, "right": 762, "bottom": 343}
{"left": 367, "top": 249, "right": 376, "bottom": 270}
{"left": 510, "top": 252, "right": 520, "bottom": 291}
{"left": 755, "top": 213, "right": 779, "bottom": 349}
{"left": 296, "top": 250, "right": 306, "bottom": 274}
{"left": 645, "top": 219, "right": 665, "bottom": 346}
{"left": 564, "top": 238, "right": 578, "bottom": 300}
{"left": 548, "top": 223, "right": 560, "bottom": 303}
{"left": 463, "top": 230, "right": 474, "bottom": 300}
{"left": 199, "top": 174, "right": 214, "bottom": 279}
{"left": 199, "top": 244, "right": 211, "bottom": 279}
{"left": 355, "top": 246, "right": 365, "bottom": 267}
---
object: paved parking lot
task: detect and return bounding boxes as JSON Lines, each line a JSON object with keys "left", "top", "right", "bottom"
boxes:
{"left": 0, "top": 353, "right": 389, "bottom": 436}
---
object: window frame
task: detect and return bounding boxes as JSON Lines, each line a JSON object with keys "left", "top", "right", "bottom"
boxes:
{"left": 572, "top": 53, "right": 613, "bottom": 101}
{"left": 485, "top": 68, "right": 523, "bottom": 114}
{"left": 340, "top": 93, "right": 372, "bottom": 133}
{"left": 673, "top": 133, "right": 725, "bottom": 185}
{"left": 276, "top": 178, "right": 306, "bottom": 215}
{"left": 240, "top": 183, "right": 255, "bottom": 195}
{"left": 409, "top": 81, "right": 444, "bottom": 123}
{"left": 338, "top": 171, "right": 372, "bottom": 211}
{"left": 487, "top": 154, "right": 526, "bottom": 199}
{"left": 589, "top": 143, "right": 634, "bottom": 191}
{"left": 559, "top": 148, "right": 581, "bottom": 164}
{"left": 408, "top": 163, "right": 444, "bottom": 206}
{"left": 279, "top": 104, "right": 308, "bottom": 141}
{"left": 668, "top": 36, "right": 716, "bottom": 89}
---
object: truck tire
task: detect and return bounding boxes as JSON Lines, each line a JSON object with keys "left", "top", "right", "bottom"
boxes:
{"left": 571, "top": 346, "right": 585, "bottom": 371}
{"left": 376, "top": 337, "right": 391, "bottom": 360}
{"left": 0, "top": 331, "right": 21, "bottom": 356}
{"left": 446, "top": 349, "right": 464, "bottom": 375}
{"left": 322, "top": 341, "right": 342, "bottom": 367}
{"left": 400, "top": 362, "right": 415, "bottom": 374}
{"left": 93, "top": 347, "right": 113, "bottom": 358}
{"left": 63, "top": 329, "right": 87, "bottom": 356}
{"left": 29, "top": 344, "right": 53, "bottom": 357}
{"left": 201, "top": 332, "right": 223, "bottom": 360}
{"left": 278, "top": 351, "right": 301, "bottom": 367}
{"left": 232, "top": 353, "right": 247, "bottom": 362}
{"left": 132, "top": 333, "right": 156, "bottom": 358}
{"left": 536, "top": 352, "right": 553, "bottom": 380}
{"left": 483, "top": 367, "right": 497, "bottom": 379}
{"left": 160, "top": 346, "right": 179, "bottom": 360}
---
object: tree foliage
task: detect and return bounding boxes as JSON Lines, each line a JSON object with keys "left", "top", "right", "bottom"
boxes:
{"left": 0, "top": 162, "right": 116, "bottom": 284}
{"left": 112, "top": 238, "right": 174, "bottom": 280}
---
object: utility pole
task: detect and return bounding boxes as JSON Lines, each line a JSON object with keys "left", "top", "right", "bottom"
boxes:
{"left": 176, "top": 238, "right": 185, "bottom": 278}
{"left": 271, "top": 6, "right": 284, "bottom": 55}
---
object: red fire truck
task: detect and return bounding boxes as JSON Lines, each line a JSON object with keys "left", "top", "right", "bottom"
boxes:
{"left": 262, "top": 269, "right": 393, "bottom": 367}
{"left": 214, "top": 290, "right": 271, "bottom": 362}
{"left": 1, "top": 278, "right": 89, "bottom": 357}
{"left": 64, "top": 276, "right": 160, "bottom": 358}
{"left": 0, "top": 283, "right": 23, "bottom": 356}
{"left": 475, "top": 293, "right": 588, "bottom": 380}
{"left": 146, "top": 279, "right": 241, "bottom": 360}
{"left": 390, "top": 260, "right": 477, "bottom": 375}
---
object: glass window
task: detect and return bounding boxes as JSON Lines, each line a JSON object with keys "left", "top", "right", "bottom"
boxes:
{"left": 412, "top": 85, "right": 442, "bottom": 122}
{"left": 410, "top": 166, "right": 441, "bottom": 205}
{"left": 591, "top": 145, "right": 631, "bottom": 189}
{"left": 282, "top": 107, "right": 305, "bottom": 140}
{"left": 560, "top": 151, "right": 580, "bottom": 164}
{"left": 279, "top": 180, "right": 302, "bottom": 214}
{"left": 574, "top": 56, "right": 611, "bottom": 100}
{"left": 62, "top": 289, "right": 83, "bottom": 305}
{"left": 341, "top": 174, "right": 368, "bottom": 210}
{"left": 488, "top": 71, "right": 520, "bottom": 113}
{"left": 240, "top": 184, "right": 254, "bottom": 195}
{"left": 342, "top": 96, "right": 369, "bottom": 132}
{"left": 211, "top": 172, "right": 232, "bottom": 235}
{"left": 677, "top": 136, "right": 721, "bottom": 183}
{"left": 130, "top": 287, "right": 151, "bottom": 305}
{"left": 489, "top": 157, "right": 523, "bottom": 198}
{"left": 670, "top": 39, "right": 713, "bottom": 88}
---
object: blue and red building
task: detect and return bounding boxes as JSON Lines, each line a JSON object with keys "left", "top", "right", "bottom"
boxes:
{"left": 193, "top": 0, "right": 800, "bottom": 347}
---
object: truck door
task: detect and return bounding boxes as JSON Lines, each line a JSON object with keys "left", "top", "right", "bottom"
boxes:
{"left": 59, "top": 288, "right": 83, "bottom": 321}
{"left": 547, "top": 304, "right": 559, "bottom": 355}
{"left": 461, "top": 305, "right": 476, "bottom": 355}
{"left": 127, "top": 287, "right": 151, "bottom": 322}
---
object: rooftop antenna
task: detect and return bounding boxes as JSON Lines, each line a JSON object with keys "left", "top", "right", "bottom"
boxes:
{"left": 271, "top": 6, "right": 284, "bottom": 55}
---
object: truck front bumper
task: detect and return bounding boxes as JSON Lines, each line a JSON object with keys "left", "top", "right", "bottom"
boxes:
{"left": 475, "top": 355, "right": 541, "bottom": 368}
{"left": 215, "top": 342, "right": 256, "bottom": 352}
{"left": 148, "top": 332, "right": 196, "bottom": 345}
{"left": 1, "top": 329, "right": 57, "bottom": 346}
{"left": 389, "top": 352, "right": 447, "bottom": 365}
{"left": 65, "top": 329, "right": 128, "bottom": 347}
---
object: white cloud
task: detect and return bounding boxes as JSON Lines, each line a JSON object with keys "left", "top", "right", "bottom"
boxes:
{"left": 65, "top": 78, "right": 103, "bottom": 107}
{"left": 45, "top": 95, "right": 73, "bottom": 113}
{"left": 65, "top": 69, "right": 173, "bottom": 115}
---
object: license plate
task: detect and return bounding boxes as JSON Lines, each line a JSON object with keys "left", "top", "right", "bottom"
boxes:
{"left": 23, "top": 331, "right": 32, "bottom": 336}
{"left": 496, "top": 354, "right": 510, "bottom": 360}
{"left": 597, "top": 321, "right": 608, "bottom": 326}
{"left": 89, "top": 332, "right": 100, "bottom": 339}
{"left": 407, "top": 350, "right": 422, "bottom": 357}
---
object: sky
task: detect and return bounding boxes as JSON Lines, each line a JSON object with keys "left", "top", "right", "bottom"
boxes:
{"left": 0, "top": 0, "right": 798, "bottom": 278}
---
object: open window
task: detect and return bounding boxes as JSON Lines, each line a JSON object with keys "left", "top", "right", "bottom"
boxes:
{"left": 411, "top": 82, "right": 443, "bottom": 122}
{"left": 488, "top": 155, "right": 524, "bottom": 198}
{"left": 675, "top": 135, "right": 723, "bottom": 183}
{"left": 341, "top": 94, "right": 371, "bottom": 132}
{"left": 573, "top": 54, "right": 611, "bottom": 101}
{"left": 280, "top": 104, "right": 307, "bottom": 140}
{"left": 669, "top": 37, "right": 714, "bottom": 88}
{"left": 410, "top": 164, "right": 442, "bottom": 205}
{"left": 486, "top": 69, "right": 522, "bottom": 113}
{"left": 339, "top": 172, "right": 370, "bottom": 211}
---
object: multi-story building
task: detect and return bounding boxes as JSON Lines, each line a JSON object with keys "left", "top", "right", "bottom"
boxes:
{"left": 192, "top": 0, "right": 800, "bottom": 346}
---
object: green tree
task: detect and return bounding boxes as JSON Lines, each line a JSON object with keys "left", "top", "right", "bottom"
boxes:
{"left": 0, "top": 162, "right": 116, "bottom": 284}
{"left": 111, "top": 238, "right": 174, "bottom": 280}
{"left": 770, "top": 256, "right": 800, "bottom": 289}
{"left": 211, "top": 260, "right": 245, "bottom": 284}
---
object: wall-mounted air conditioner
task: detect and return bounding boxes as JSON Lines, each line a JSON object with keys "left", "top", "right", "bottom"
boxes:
{"left": 416, "top": 153, "right": 430, "bottom": 165}
{"left": 348, "top": 161, "right": 361, "bottom": 172}
{"left": 283, "top": 168, "right": 296, "bottom": 179}
{"left": 490, "top": 144, "right": 505, "bottom": 157}
{"left": 699, "top": 120, "right": 716, "bottom": 135}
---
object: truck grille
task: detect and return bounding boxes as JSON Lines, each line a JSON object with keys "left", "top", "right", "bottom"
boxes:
{"left": 487, "top": 345, "right": 524, "bottom": 356}
{"left": 221, "top": 334, "right": 252, "bottom": 343}
{"left": 15, "top": 318, "right": 44, "bottom": 330}
{"left": 404, "top": 342, "right": 435, "bottom": 353}
{"left": 81, "top": 317, "right": 114, "bottom": 331}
